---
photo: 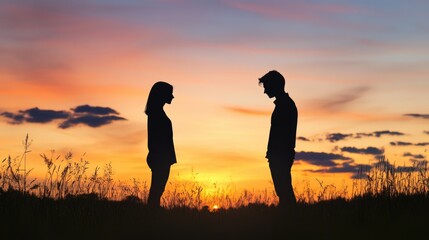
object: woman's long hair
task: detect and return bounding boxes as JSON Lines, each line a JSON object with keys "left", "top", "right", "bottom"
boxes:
{"left": 145, "top": 81, "right": 173, "bottom": 115}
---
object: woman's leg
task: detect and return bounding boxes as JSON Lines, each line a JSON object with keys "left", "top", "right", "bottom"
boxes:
{"left": 147, "top": 164, "right": 171, "bottom": 208}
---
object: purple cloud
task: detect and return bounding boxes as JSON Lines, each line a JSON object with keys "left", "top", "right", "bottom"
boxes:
{"left": 1, "top": 104, "right": 126, "bottom": 129}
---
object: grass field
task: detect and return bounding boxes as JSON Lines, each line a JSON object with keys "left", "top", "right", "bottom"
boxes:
{"left": 1, "top": 188, "right": 428, "bottom": 239}
{"left": 1, "top": 137, "right": 428, "bottom": 239}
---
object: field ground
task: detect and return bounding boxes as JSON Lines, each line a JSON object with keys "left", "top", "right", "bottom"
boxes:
{"left": 1, "top": 189, "right": 428, "bottom": 240}
{"left": 2, "top": 146, "right": 428, "bottom": 239}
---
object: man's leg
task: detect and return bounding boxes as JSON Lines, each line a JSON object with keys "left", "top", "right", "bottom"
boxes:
{"left": 269, "top": 160, "right": 296, "bottom": 207}
{"left": 283, "top": 160, "right": 296, "bottom": 206}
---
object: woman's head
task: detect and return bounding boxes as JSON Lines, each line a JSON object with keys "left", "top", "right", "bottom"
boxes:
{"left": 145, "top": 81, "right": 174, "bottom": 114}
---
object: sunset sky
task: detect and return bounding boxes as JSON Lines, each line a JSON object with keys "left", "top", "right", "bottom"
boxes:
{"left": 1, "top": 0, "right": 428, "bottom": 195}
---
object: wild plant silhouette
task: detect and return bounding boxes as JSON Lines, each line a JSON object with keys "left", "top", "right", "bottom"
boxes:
{"left": 1, "top": 136, "right": 428, "bottom": 239}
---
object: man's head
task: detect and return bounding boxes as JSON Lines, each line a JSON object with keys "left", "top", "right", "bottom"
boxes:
{"left": 258, "top": 70, "right": 285, "bottom": 98}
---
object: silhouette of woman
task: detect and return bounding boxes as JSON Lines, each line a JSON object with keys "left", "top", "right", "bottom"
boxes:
{"left": 145, "top": 81, "right": 176, "bottom": 208}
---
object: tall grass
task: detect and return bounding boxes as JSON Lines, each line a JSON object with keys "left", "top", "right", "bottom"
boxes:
{"left": 352, "top": 155, "right": 429, "bottom": 198}
{"left": 1, "top": 134, "right": 36, "bottom": 193}
{"left": 1, "top": 136, "right": 428, "bottom": 209}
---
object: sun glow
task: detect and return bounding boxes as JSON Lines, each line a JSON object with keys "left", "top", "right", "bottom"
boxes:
{"left": 212, "top": 205, "right": 220, "bottom": 211}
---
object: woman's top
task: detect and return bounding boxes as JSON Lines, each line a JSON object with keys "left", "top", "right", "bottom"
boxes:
{"left": 146, "top": 109, "right": 177, "bottom": 169}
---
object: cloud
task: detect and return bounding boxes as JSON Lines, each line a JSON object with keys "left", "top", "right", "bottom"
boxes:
{"left": 0, "top": 112, "right": 25, "bottom": 124}
{"left": 325, "top": 130, "right": 405, "bottom": 142}
{"left": 326, "top": 133, "right": 353, "bottom": 142}
{"left": 295, "top": 151, "right": 352, "bottom": 167}
{"left": 390, "top": 141, "right": 412, "bottom": 146}
{"left": 354, "top": 132, "right": 374, "bottom": 138}
{"left": 304, "top": 159, "right": 373, "bottom": 179}
{"left": 1, "top": 104, "right": 126, "bottom": 129}
{"left": 224, "top": 106, "right": 270, "bottom": 116}
{"left": 403, "top": 152, "right": 425, "bottom": 159}
{"left": 59, "top": 115, "right": 126, "bottom": 129}
{"left": 72, "top": 105, "right": 119, "bottom": 115}
{"left": 297, "top": 136, "right": 310, "bottom": 142}
{"left": 1, "top": 107, "right": 70, "bottom": 124}
{"left": 390, "top": 141, "right": 429, "bottom": 147}
{"left": 350, "top": 173, "right": 370, "bottom": 179}
{"left": 23, "top": 108, "right": 70, "bottom": 123}
{"left": 404, "top": 113, "right": 429, "bottom": 120}
{"left": 305, "top": 152, "right": 428, "bottom": 178}
{"left": 340, "top": 146, "right": 384, "bottom": 155}
{"left": 370, "top": 158, "right": 426, "bottom": 173}
{"left": 372, "top": 130, "right": 404, "bottom": 137}
{"left": 307, "top": 157, "right": 424, "bottom": 178}
{"left": 308, "top": 162, "right": 371, "bottom": 174}
{"left": 316, "top": 86, "right": 370, "bottom": 111}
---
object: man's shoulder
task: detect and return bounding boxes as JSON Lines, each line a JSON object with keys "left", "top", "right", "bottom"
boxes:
{"left": 276, "top": 95, "right": 296, "bottom": 108}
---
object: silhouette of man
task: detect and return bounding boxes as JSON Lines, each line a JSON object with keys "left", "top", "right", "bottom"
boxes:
{"left": 259, "top": 70, "right": 297, "bottom": 207}
{"left": 145, "top": 81, "right": 177, "bottom": 209}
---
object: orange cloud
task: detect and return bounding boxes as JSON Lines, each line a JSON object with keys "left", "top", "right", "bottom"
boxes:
{"left": 224, "top": 106, "right": 270, "bottom": 116}
{"left": 313, "top": 86, "right": 371, "bottom": 111}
